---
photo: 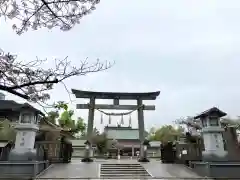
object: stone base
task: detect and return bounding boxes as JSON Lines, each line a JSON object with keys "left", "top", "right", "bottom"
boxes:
{"left": 202, "top": 150, "right": 228, "bottom": 162}
{"left": 8, "top": 148, "right": 37, "bottom": 161}
{"left": 81, "top": 157, "right": 93, "bottom": 162}
{"left": 0, "top": 161, "right": 49, "bottom": 179}
{"left": 190, "top": 161, "right": 240, "bottom": 179}
{"left": 138, "top": 157, "right": 150, "bottom": 162}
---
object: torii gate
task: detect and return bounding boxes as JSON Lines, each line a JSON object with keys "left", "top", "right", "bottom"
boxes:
{"left": 72, "top": 89, "right": 160, "bottom": 162}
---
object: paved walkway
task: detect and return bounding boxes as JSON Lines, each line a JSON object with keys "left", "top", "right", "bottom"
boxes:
{"left": 36, "top": 159, "right": 207, "bottom": 179}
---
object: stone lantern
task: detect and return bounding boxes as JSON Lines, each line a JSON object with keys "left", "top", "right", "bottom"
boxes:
{"left": 8, "top": 103, "right": 43, "bottom": 161}
{"left": 81, "top": 140, "right": 93, "bottom": 162}
{"left": 138, "top": 139, "right": 150, "bottom": 162}
{"left": 194, "top": 107, "right": 228, "bottom": 161}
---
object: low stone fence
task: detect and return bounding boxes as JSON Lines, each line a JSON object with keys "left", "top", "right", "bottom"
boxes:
{"left": 190, "top": 161, "right": 240, "bottom": 179}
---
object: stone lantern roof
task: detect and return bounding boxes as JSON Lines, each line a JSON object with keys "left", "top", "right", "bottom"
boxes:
{"left": 194, "top": 107, "right": 227, "bottom": 119}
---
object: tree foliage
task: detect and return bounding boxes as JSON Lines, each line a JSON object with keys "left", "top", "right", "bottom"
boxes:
{"left": 45, "top": 101, "right": 87, "bottom": 136}
{"left": 221, "top": 117, "right": 240, "bottom": 130}
{"left": 91, "top": 132, "right": 107, "bottom": 154}
{"left": 148, "top": 125, "right": 184, "bottom": 143}
{"left": 46, "top": 110, "right": 59, "bottom": 124}
{"left": 56, "top": 102, "right": 87, "bottom": 135}
{"left": 0, "top": 0, "right": 100, "bottom": 35}
{"left": 90, "top": 132, "right": 123, "bottom": 154}
{"left": 176, "top": 116, "right": 240, "bottom": 130}
{"left": 0, "top": 50, "right": 112, "bottom": 103}
{"left": 73, "top": 117, "right": 87, "bottom": 135}
{"left": 175, "top": 116, "right": 201, "bottom": 130}
{"left": 0, "top": 119, "right": 16, "bottom": 141}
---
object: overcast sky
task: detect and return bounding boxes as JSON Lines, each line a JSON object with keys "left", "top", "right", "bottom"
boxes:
{"left": 1, "top": 0, "right": 240, "bottom": 131}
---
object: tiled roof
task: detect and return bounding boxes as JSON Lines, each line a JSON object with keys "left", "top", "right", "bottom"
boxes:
{"left": 0, "top": 100, "right": 44, "bottom": 116}
{"left": 194, "top": 107, "right": 227, "bottom": 119}
{"left": 106, "top": 128, "right": 140, "bottom": 140}
{"left": 104, "top": 126, "right": 149, "bottom": 140}
{"left": 70, "top": 140, "right": 86, "bottom": 146}
{"left": 149, "top": 141, "right": 161, "bottom": 147}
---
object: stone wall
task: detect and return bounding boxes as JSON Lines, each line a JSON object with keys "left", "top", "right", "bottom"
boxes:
{"left": 0, "top": 161, "right": 48, "bottom": 179}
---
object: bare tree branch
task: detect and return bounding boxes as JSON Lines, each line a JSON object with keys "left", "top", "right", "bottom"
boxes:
{"left": 0, "top": 84, "right": 29, "bottom": 99}
{"left": 0, "top": 49, "right": 113, "bottom": 102}
{"left": 11, "top": 79, "right": 59, "bottom": 89}
{"left": 175, "top": 116, "right": 201, "bottom": 130}
{"left": 0, "top": 0, "right": 100, "bottom": 35}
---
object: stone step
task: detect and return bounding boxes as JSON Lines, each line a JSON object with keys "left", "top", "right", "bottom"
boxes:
{"left": 101, "top": 165, "right": 144, "bottom": 167}
{"left": 101, "top": 168, "right": 147, "bottom": 171}
{"left": 101, "top": 163, "right": 141, "bottom": 165}
{"left": 100, "top": 163, "right": 151, "bottom": 178}
{"left": 101, "top": 169, "right": 149, "bottom": 172}
{"left": 101, "top": 171, "right": 148, "bottom": 175}
{"left": 101, "top": 174, "right": 151, "bottom": 177}
{"left": 101, "top": 167, "right": 145, "bottom": 169}
{"left": 101, "top": 166, "right": 143, "bottom": 168}
{"left": 101, "top": 168, "right": 148, "bottom": 171}
{"left": 101, "top": 165, "right": 142, "bottom": 167}
{"left": 101, "top": 174, "right": 152, "bottom": 178}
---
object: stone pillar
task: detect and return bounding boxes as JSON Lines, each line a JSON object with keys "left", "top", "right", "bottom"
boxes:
{"left": 85, "top": 97, "right": 95, "bottom": 160}
{"left": 132, "top": 146, "right": 134, "bottom": 158}
{"left": 137, "top": 99, "right": 145, "bottom": 160}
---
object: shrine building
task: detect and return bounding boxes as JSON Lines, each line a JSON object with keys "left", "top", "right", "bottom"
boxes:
{"left": 104, "top": 125, "right": 161, "bottom": 157}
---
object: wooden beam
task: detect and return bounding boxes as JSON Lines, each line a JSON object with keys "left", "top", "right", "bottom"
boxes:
{"left": 76, "top": 104, "right": 155, "bottom": 110}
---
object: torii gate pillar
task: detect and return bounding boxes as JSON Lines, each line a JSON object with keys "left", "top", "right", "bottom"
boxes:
{"left": 137, "top": 99, "right": 145, "bottom": 160}
{"left": 87, "top": 97, "right": 95, "bottom": 141}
